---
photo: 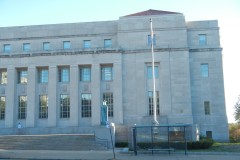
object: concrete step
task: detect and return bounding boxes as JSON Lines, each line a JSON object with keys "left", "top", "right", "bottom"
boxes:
{"left": 0, "top": 134, "right": 107, "bottom": 150}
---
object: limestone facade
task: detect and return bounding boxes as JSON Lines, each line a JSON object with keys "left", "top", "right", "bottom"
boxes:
{"left": 0, "top": 10, "right": 229, "bottom": 141}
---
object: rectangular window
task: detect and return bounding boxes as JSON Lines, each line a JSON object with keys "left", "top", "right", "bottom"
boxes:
{"left": 3, "top": 44, "right": 11, "bottom": 53}
{"left": 104, "top": 39, "right": 112, "bottom": 48}
{"left": 201, "top": 64, "right": 209, "bottom": 77}
{"left": 204, "top": 101, "right": 210, "bottom": 115}
{"left": 103, "top": 92, "right": 113, "bottom": 117}
{"left": 148, "top": 34, "right": 156, "bottom": 46}
{"left": 0, "top": 96, "right": 6, "bottom": 120}
{"left": 80, "top": 66, "right": 91, "bottom": 82}
{"left": 199, "top": 34, "right": 206, "bottom": 45}
{"left": 0, "top": 69, "right": 7, "bottom": 84}
{"left": 148, "top": 91, "right": 160, "bottom": 115}
{"left": 23, "top": 43, "right": 30, "bottom": 52}
{"left": 18, "top": 96, "right": 27, "bottom": 119}
{"left": 101, "top": 66, "right": 113, "bottom": 81}
{"left": 206, "top": 131, "right": 212, "bottom": 139}
{"left": 60, "top": 94, "right": 70, "bottom": 118}
{"left": 39, "top": 95, "right": 48, "bottom": 119}
{"left": 63, "top": 41, "right": 71, "bottom": 49}
{"left": 38, "top": 68, "right": 48, "bottom": 83}
{"left": 81, "top": 93, "right": 92, "bottom": 117}
{"left": 59, "top": 67, "right": 70, "bottom": 82}
{"left": 83, "top": 40, "right": 91, "bottom": 49}
{"left": 43, "top": 42, "right": 50, "bottom": 51}
{"left": 147, "top": 66, "right": 159, "bottom": 79}
{"left": 18, "top": 69, "right": 28, "bottom": 84}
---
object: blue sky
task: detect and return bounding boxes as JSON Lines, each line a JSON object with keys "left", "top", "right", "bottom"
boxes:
{"left": 0, "top": 0, "right": 240, "bottom": 123}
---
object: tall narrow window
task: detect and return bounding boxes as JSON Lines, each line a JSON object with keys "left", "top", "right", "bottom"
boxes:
{"left": 83, "top": 40, "right": 91, "bottom": 49}
{"left": 147, "top": 66, "right": 159, "bottom": 79}
{"left": 3, "top": 44, "right": 11, "bottom": 53}
{"left": 0, "top": 96, "right": 6, "bottom": 120}
{"left": 0, "top": 69, "right": 7, "bottom": 84}
{"left": 201, "top": 64, "right": 209, "bottom": 77}
{"left": 148, "top": 35, "right": 156, "bottom": 46}
{"left": 18, "top": 69, "right": 28, "bottom": 84}
{"left": 148, "top": 91, "right": 160, "bottom": 115}
{"left": 199, "top": 34, "right": 206, "bottom": 45}
{"left": 38, "top": 68, "right": 48, "bottom": 83}
{"left": 103, "top": 93, "right": 113, "bottom": 117}
{"left": 104, "top": 39, "right": 112, "bottom": 48}
{"left": 204, "top": 101, "right": 210, "bottom": 115}
{"left": 101, "top": 66, "right": 113, "bottom": 81}
{"left": 18, "top": 96, "right": 27, "bottom": 119}
{"left": 206, "top": 131, "right": 212, "bottom": 139}
{"left": 39, "top": 95, "right": 48, "bottom": 119}
{"left": 81, "top": 93, "right": 92, "bottom": 117}
{"left": 43, "top": 42, "right": 50, "bottom": 51}
{"left": 63, "top": 41, "right": 71, "bottom": 49}
{"left": 59, "top": 67, "right": 70, "bottom": 82}
{"left": 23, "top": 43, "right": 30, "bottom": 52}
{"left": 80, "top": 66, "right": 91, "bottom": 82}
{"left": 60, "top": 94, "right": 70, "bottom": 118}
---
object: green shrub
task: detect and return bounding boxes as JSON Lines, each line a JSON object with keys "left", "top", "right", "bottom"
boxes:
{"left": 187, "top": 138, "right": 214, "bottom": 149}
{"left": 115, "top": 142, "right": 128, "bottom": 148}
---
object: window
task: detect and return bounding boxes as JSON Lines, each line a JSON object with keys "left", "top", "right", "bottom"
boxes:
{"left": 39, "top": 95, "right": 48, "bottom": 119}
{"left": 199, "top": 34, "right": 206, "bottom": 45}
{"left": 148, "top": 91, "right": 160, "bottom": 115}
{"left": 204, "top": 101, "right": 210, "bottom": 115}
{"left": 18, "top": 69, "right": 28, "bottom": 84}
{"left": 43, "top": 42, "right": 50, "bottom": 51}
{"left": 80, "top": 66, "right": 91, "bottom": 82}
{"left": 0, "top": 69, "right": 7, "bottom": 84}
{"left": 18, "top": 96, "right": 27, "bottom": 119}
{"left": 0, "top": 96, "right": 6, "bottom": 120}
{"left": 59, "top": 67, "right": 70, "bottom": 82}
{"left": 23, "top": 43, "right": 30, "bottom": 52}
{"left": 101, "top": 66, "right": 113, "bottom": 81}
{"left": 206, "top": 131, "right": 212, "bottom": 139}
{"left": 201, "top": 64, "right": 209, "bottom": 77}
{"left": 60, "top": 94, "right": 70, "bottom": 118}
{"left": 81, "top": 94, "right": 92, "bottom": 117}
{"left": 3, "top": 44, "right": 11, "bottom": 53}
{"left": 38, "top": 68, "right": 48, "bottom": 83}
{"left": 103, "top": 93, "right": 113, "bottom": 117}
{"left": 147, "top": 66, "right": 159, "bottom": 79}
{"left": 63, "top": 41, "right": 71, "bottom": 49}
{"left": 148, "top": 34, "right": 156, "bottom": 46}
{"left": 104, "top": 39, "right": 112, "bottom": 48}
{"left": 83, "top": 40, "right": 91, "bottom": 49}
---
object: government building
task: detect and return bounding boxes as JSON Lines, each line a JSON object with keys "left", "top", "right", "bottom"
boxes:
{"left": 0, "top": 9, "right": 229, "bottom": 141}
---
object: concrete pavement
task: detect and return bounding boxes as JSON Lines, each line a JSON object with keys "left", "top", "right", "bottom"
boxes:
{"left": 0, "top": 149, "right": 239, "bottom": 160}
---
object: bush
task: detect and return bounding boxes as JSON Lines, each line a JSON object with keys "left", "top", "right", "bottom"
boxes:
{"left": 187, "top": 138, "right": 214, "bottom": 150}
{"left": 115, "top": 142, "right": 128, "bottom": 148}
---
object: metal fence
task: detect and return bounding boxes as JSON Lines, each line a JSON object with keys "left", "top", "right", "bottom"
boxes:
{"left": 132, "top": 124, "right": 192, "bottom": 155}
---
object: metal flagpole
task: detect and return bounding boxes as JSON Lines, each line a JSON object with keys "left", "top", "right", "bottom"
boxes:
{"left": 150, "top": 18, "right": 159, "bottom": 125}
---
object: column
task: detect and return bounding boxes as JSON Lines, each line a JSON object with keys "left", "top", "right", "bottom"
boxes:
{"left": 48, "top": 65, "right": 57, "bottom": 127}
{"left": 113, "top": 58, "right": 123, "bottom": 124}
{"left": 5, "top": 66, "right": 16, "bottom": 128}
{"left": 26, "top": 65, "right": 36, "bottom": 127}
{"left": 91, "top": 64, "right": 101, "bottom": 126}
{"left": 70, "top": 64, "right": 79, "bottom": 126}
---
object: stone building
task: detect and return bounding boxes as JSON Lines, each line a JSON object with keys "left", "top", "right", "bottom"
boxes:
{"left": 0, "top": 9, "right": 229, "bottom": 141}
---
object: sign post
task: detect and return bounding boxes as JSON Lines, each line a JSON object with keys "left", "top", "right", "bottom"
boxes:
{"left": 106, "top": 121, "right": 116, "bottom": 159}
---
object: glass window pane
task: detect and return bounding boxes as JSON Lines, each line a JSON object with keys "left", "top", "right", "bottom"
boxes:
{"left": 101, "top": 66, "right": 113, "bottom": 81}
{"left": 18, "top": 70, "right": 28, "bottom": 84}
{"left": 23, "top": 43, "right": 30, "bottom": 51}
{"left": 147, "top": 66, "right": 159, "bottom": 79}
{"left": 201, "top": 64, "right": 209, "bottom": 77}
{"left": 199, "top": 34, "right": 206, "bottom": 45}
{"left": 63, "top": 41, "right": 71, "bottom": 49}
{"left": 80, "top": 67, "right": 91, "bottom": 81}
{"left": 43, "top": 42, "right": 50, "bottom": 51}
{"left": 4, "top": 44, "right": 11, "bottom": 52}
{"left": 83, "top": 40, "right": 91, "bottom": 49}
{"left": 148, "top": 35, "right": 156, "bottom": 46}
{"left": 104, "top": 39, "right": 112, "bottom": 48}
{"left": 0, "top": 70, "right": 7, "bottom": 84}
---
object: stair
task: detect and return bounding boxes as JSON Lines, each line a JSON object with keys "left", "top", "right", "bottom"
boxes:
{"left": 0, "top": 134, "right": 107, "bottom": 150}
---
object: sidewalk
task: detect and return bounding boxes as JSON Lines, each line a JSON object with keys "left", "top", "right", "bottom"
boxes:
{"left": 0, "top": 149, "right": 239, "bottom": 160}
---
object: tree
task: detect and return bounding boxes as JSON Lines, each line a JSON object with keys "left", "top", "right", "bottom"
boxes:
{"left": 234, "top": 96, "right": 240, "bottom": 123}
